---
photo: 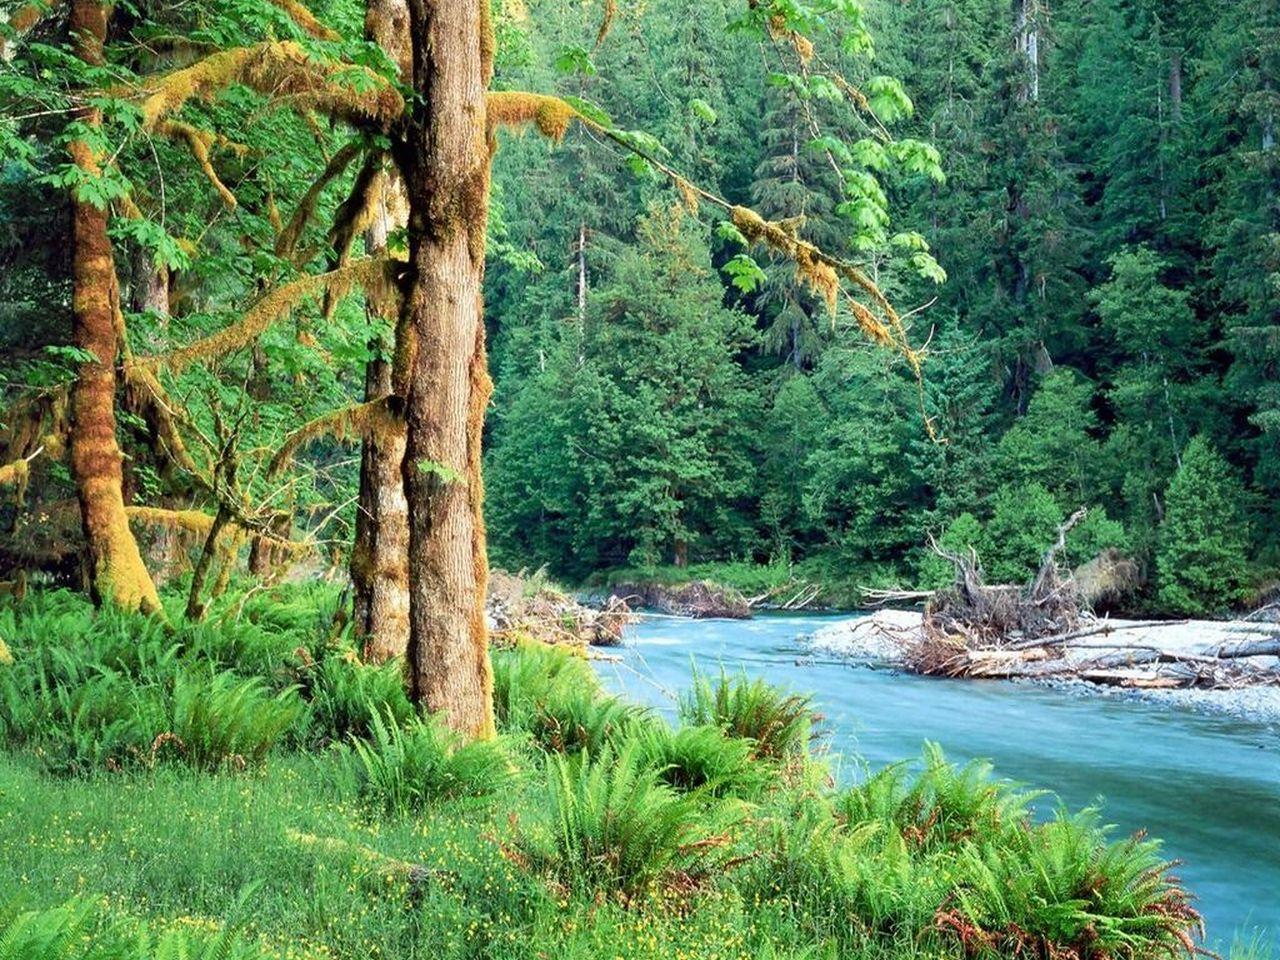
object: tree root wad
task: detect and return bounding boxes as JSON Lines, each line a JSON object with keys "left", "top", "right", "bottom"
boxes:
{"left": 917, "top": 508, "right": 1088, "bottom": 658}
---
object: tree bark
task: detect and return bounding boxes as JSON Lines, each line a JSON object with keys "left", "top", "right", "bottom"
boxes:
{"left": 352, "top": 0, "right": 412, "bottom": 662}
{"left": 397, "top": 0, "right": 495, "bottom": 738}
{"left": 68, "top": 0, "right": 163, "bottom": 615}
{"left": 354, "top": 353, "right": 410, "bottom": 662}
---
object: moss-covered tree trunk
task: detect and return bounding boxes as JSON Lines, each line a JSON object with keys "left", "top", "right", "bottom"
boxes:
{"left": 397, "top": 0, "right": 495, "bottom": 737}
{"left": 352, "top": 0, "right": 411, "bottom": 662}
{"left": 68, "top": 0, "right": 163, "bottom": 614}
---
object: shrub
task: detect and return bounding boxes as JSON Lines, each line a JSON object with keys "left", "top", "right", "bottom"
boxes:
{"left": 679, "top": 670, "right": 813, "bottom": 761}
{"left": 170, "top": 671, "right": 305, "bottom": 771}
{"left": 633, "top": 722, "right": 765, "bottom": 798}
{"left": 525, "top": 688, "right": 647, "bottom": 754}
{"left": 517, "top": 741, "right": 742, "bottom": 899}
{"left": 746, "top": 792, "right": 943, "bottom": 937}
{"left": 305, "top": 651, "right": 413, "bottom": 742}
{"left": 493, "top": 643, "right": 646, "bottom": 753}
{"left": 345, "top": 710, "right": 515, "bottom": 814}
{"left": 947, "top": 810, "right": 1200, "bottom": 960}
{"left": 492, "top": 642, "right": 597, "bottom": 730}
{"left": 837, "top": 744, "right": 1042, "bottom": 851}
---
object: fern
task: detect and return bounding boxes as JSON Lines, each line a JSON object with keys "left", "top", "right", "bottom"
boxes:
{"left": 345, "top": 710, "right": 515, "bottom": 814}
{"left": 633, "top": 722, "right": 766, "bottom": 798}
{"left": 678, "top": 669, "right": 814, "bottom": 761}
{"left": 170, "top": 671, "right": 304, "bottom": 771}
{"left": 517, "top": 739, "right": 744, "bottom": 900}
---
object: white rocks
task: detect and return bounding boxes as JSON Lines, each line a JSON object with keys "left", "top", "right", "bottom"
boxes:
{"left": 804, "top": 609, "right": 923, "bottom": 664}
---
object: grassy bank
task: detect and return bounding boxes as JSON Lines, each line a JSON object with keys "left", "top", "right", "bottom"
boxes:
{"left": 0, "top": 584, "right": 1218, "bottom": 959}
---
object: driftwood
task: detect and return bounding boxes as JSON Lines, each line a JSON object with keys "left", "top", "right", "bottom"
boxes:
{"left": 902, "top": 510, "right": 1279, "bottom": 692}
{"left": 920, "top": 508, "right": 1088, "bottom": 649}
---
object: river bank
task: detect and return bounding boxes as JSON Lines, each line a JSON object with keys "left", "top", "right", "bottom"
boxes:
{"left": 599, "top": 612, "right": 1279, "bottom": 948}
{"left": 807, "top": 611, "right": 1280, "bottom": 724}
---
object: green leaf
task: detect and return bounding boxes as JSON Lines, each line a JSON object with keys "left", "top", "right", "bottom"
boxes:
{"left": 715, "top": 221, "right": 749, "bottom": 248}
{"left": 563, "top": 95, "right": 612, "bottom": 129}
{"left": 554, "top": 45, "right": 596, "bottom": 76}
{"left": 722, "top": 254, "right": 767, "bottom": 293}
{"left": 865, "top": 76, "right": 913, "bottom": 124}
{"left": 688, "top": 98, "right": 718, "bottom": 124}
{"left": 415, "top": 459, "right": 465, "bottom": 485}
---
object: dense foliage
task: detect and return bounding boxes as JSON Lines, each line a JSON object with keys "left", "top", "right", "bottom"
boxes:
{"left": 477, "top": 0, "right": 1279, "bottom": 611}
{"left": 1, "top": 0, "right": 1273, "bottom": 616}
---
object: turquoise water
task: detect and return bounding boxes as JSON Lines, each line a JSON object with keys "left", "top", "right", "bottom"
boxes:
{"left": 594, "top": 612, "right": 1280, "bottom": 950}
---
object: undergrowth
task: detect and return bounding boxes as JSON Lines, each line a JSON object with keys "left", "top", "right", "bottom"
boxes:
{"left": 0, "top": 586, "right": 1216, "bottom": 960}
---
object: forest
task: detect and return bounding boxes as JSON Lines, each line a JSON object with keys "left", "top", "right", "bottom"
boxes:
{"left": 479, "top": 0, "right": 1278, "bottom": 615}
{"left": 3, "top": 0, "right": 1278, "bottom": 619}
{"left": 0, "top": 0, "right": 1276, "bottom": 957}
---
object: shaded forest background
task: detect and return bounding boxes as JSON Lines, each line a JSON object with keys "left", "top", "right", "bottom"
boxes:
{"left": 480, "top": 0, "right": 1278, "bottom": 616}
{"left": 2, "top": 0, "right": 1277, "bottom": 617}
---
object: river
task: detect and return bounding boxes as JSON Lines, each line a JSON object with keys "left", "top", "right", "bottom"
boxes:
{"left": 594, "top": 612, "right": 1280, "bottom": 951}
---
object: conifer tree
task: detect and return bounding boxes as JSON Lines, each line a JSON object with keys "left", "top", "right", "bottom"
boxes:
{"left": 1156, "top": 437, "right": 1251, "bottom": 615}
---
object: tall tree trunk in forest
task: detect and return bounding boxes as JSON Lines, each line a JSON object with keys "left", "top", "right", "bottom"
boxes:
{"left": 397, "top": 0, "right": 495, "bottom": 737}
{"left": 67, "top": 0, "right": 163, "bottom": 614}
{"left": 352, "top": 0, "right": 412, "bottom": 662}
{"left": 353, "top": 342, "right": 410, "bottom": 662}
{"left": 1014, "top": 0, "right": 1039, "bottom": 103}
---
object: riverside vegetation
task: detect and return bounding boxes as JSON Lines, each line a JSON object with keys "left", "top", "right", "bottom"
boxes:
{"left": 0, "top": 582, "right": 1220, "bottom": 960}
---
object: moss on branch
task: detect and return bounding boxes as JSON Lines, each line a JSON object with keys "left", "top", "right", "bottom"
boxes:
{"left": 268, "top": 397, "right": 399, "bottom": 476}
{"left": 136, "top": 41, "right": 403, "bottom": 132}
{"left": 265, "top": 0, "right": 340, "bottom": 41}
{"left": 486, "top": 91, "right": 577, "bottom": 142}
{"left": 275, "top": 140, "right": 363, "bottom": 259}
{"left": 154, "top": 120, "right": 245, "bottom": 209}
{"left": 140, "top": 258, "right": 394, "bottom": 374}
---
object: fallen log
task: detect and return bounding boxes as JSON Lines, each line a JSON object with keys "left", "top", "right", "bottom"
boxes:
{"left": 1008, "top": 619, "right": 1189, "bottom": 651}
{"left": 1079, "top": 668, "right": 1186, "bottom": 690}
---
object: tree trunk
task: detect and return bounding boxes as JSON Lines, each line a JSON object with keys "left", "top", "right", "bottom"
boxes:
{"left": 1013, "top": 0, "right": 1039, "bottom": 103}
{"left": 352, "top": 0, "right": 412, "bottom": 663}
{"left": 67, "top": 0, "right": 163, "bottom": 615}
{"left": 397, "top": 0, "right": 495, "bottom": 738}
{"left": 353, "top": 352, "right": 410, "bottom": 662}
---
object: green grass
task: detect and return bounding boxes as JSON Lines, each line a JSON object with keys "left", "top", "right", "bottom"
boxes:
{"left": 0, "top": 586, "right": 1212, "bottom": 960}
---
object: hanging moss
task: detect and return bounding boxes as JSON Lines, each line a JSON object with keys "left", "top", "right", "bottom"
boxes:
{"left": 486, "top": 91, "right": 577, "bottom": 143}
{"left": 144, "top": 258, "right": 394, "bottom": 374}
{"left": 326, "top": 154, "right": 384, "bottom": 269}
{"left": 729, "top": 204, "right": 922, "bottom": 375}
{"left": 124, "top": 505, "right": 217, "bottom": 537}
{"left": 154, "top": 120, "right": 244, "bottom": 209}
{"left": 125, "top": 506, "right": 310, "bottom": 554}
{"left": 136, "top": 42, "right": 404, "bottom": 133}
{"left": 121, "top": 365, "right": 202, "bottom": 478}
{"left": 592, "top": 0, "right": 616, "bottom": 50}
{"left": 268, "top": 398, "right": 399, "bottom": 476}
{"left": 0, "top": 458, "right": 30, "bottom": 506}
{"left": 275, "top": 140, "right": 363, "bottom": 259}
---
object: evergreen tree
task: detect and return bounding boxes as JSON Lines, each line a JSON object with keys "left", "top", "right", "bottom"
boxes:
{"left": 981, "top": 481, "right": 1062, "bottom": 583}
{"left": 1156, "top": 437, "right": 1252, "bottom": 615}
